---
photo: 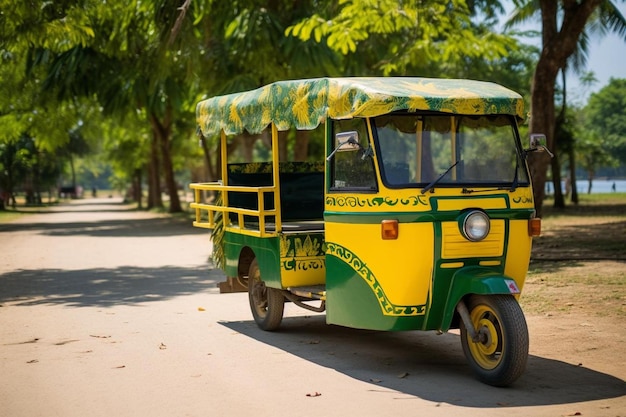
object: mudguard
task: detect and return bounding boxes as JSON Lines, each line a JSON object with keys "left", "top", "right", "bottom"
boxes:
{"left": 439, "top": 266, "right": 522, "bottom": 332}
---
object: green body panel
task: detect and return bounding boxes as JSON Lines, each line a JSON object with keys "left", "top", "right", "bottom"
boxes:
{"left": 323, "top": 194, "right": 531, "bottom": 332}
{"left": 440, "top": 268, "right": 522, "bottom": 331}
{"left": 324, "top": 208, "right": 534, "bottom": 224}
{"left": 325, "top": 255, "right": 427, "bottom": 331}
{"left": 224, "top": 232, "right": 282, "bottom": 288}
{"left": 421, "top": 216, "right": 510, "bottom": 331}
{"left": 325, "top": 253, "right": 519, "bottom": 332}
{"left": 223, "top": 230, "right": 326, "bottom": 289}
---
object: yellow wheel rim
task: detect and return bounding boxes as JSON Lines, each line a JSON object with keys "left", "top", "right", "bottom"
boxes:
{"left": 468, "top": 305, "right": 504, "bottom": 370}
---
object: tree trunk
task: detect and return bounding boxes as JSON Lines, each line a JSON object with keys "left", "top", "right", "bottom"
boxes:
{"left": 70, "top": 155, "right": 76, "bottom": 190}
{"left": 529, "top": 0, "right": 602, "bottom": 216}
{"left": 528, "top": 71, "right": 556, "bottom": 217}
{"left": 147, "top": 135, "right": 162, "bottom": 209}
{"left": 278, "top": 130, "right": 289, "bottom": 162}
{"left": 551, "top": 151, "right": 565, "bottom": 208}
{"left": 150, "top": 108, "right": 182, "bottom": 213}
{"left": 294, "top": 130, "right": 309, "bottom": 161}
{"left": 568, "top": 148, "right": 578, "bottom": 204}
{"left": 134, "top": 168, "right": 143, "bottom": 209}
{"left": 240, "top": 133, "right": 257, "bottom": 162}
{"left": 199, "top": 134, "right": 215, "bottom": 181}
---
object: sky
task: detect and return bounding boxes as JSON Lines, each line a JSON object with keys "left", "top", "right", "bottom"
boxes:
{"left": 502, "top": 2, "right": 626, "bottom": 104}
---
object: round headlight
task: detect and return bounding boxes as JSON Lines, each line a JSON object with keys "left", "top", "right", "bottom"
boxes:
{"left": 461, "top": 210, "right": 490, "bottom": 242}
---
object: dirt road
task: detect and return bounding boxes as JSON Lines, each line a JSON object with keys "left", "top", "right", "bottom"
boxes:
{"left": 1, "top": 198, "right": 624, "bottom": 417}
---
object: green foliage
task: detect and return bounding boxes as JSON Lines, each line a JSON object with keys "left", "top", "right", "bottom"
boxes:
{"left": 585, "top": 78, "right": 626, "bottom": 164}
{"left": 11, "top": 0, "right": 624, "bottom": 215}
{"left": 0, "top": 134, "right": 63, "bottom": 203}
{"left": 286, "top": 0, "right": 519, "bottom": 77}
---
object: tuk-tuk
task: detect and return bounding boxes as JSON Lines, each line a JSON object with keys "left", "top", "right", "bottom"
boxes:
{"left": 190, "top": 77, "right": 543, "bottom": 386}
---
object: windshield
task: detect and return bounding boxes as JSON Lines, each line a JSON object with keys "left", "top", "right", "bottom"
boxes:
{"left": 373, "top": 113, "right": 529, "bottom": 189}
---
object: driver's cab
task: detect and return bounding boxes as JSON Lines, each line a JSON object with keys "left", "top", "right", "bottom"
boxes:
{"left": 329, "top": 112, "right": 530, "bottom": 195}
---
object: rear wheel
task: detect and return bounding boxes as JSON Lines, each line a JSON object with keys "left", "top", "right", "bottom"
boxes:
{"left": 248, "top": 259, "right": 284, "bottom": 331}
{"left": 460, "top": 294, "right": 528, "bottom": 387}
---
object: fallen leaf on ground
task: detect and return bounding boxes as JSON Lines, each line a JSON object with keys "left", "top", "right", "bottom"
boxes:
{"left": 16, "top": 338, "right": 40, "bottom": 345}
{"left": 397, "top": 372, "right": 409, "bottom": 379}
{"left": 369, "top": 378, "right": 382, "bottom": 383}
{"left": 26, "top": 359, "right": 38, "bottom": 364}
{"left": 55, "top": 339, "right": 79, "bottom": 346}
{"left": 159, "top": 343, "right": 167, "bottom": 350}
{"left": 113, "top": 365, "right": 126, "bottom": 369}
{"left": 198, "top": 307, "right": 205, "bottom": 311}
{"left": 306, "top": 392, "right": 321, "bottom": 397}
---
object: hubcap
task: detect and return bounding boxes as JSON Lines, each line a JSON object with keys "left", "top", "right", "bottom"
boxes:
{"left": 468, "top": 305, "right": 503, "bottom": 370}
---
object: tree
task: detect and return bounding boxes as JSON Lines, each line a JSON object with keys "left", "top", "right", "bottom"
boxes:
{"left": 508, "top": 0, "right": 626, "bottom": 215}
{"left": 585, "top": 78, "right": 626, "bottom": 165}
{"left": 577, "top": 131, "right": 619, "bottom": 193}
{"left": 286, "top": 0, "right": 519, "bottom": 77}
{"left": 195, "top": 1, "right": 342, "bottom": 171}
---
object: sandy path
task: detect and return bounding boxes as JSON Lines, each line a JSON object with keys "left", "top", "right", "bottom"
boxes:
{"left": 1, "top": 198, "right": 624, "bottom": 417}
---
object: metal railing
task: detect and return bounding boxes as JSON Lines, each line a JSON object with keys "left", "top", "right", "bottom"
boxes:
{"left": 190, "top": 182, "right": 282, "bottom": 238}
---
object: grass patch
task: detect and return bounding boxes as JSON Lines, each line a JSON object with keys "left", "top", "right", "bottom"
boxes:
{"left": 522, "top": 193, "right": 626, "bottom": 317}
{"left": 0, "top": 210, "right": 25, "bottom": 223}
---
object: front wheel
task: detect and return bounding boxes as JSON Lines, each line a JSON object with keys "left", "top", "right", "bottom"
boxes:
{"left": 248, "top": 259, "right": 284, "bottom": 331}
{"left": 460, "top": 294, "right": 528, "bottom": 387}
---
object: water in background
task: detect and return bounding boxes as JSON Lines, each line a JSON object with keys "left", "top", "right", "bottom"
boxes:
{"left": 546, "top": 179, "right": 626, "bottom": 194}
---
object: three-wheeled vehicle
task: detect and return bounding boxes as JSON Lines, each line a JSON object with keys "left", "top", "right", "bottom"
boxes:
{"left": 190, "top": 77, "right": 544, "bottom": 386}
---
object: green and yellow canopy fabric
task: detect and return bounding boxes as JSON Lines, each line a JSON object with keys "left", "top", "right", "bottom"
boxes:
{"left": 196, "top": 77, "right": 524, "bottom": 137}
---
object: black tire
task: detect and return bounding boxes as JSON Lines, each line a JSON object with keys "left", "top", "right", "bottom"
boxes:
{"left": 460, "top": 294, "right": 529, "bottom": 387}
{"left": 248, "top": 259, "right": 284, "bottom": 331}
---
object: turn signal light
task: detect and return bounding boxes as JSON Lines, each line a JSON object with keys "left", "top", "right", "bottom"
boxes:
{"left": 381, "top": 220, "right": 399, "bottom": 240}
{"left": 529, "top": 218, "right": 541, "bottom": 237}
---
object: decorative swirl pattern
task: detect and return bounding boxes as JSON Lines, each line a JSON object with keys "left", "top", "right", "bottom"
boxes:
{"left": 281, "top": 258, "right": 325, "bottom": 272}
{"left": 326, "top": 194, "right": 428, "bottom": 208}
{"left": 326, "top": 242, "right": 426, "bottom": 316}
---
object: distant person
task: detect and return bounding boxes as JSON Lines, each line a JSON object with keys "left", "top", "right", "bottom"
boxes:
{"left": 612, "top": 182, "right": 616, "bottom": 192}
{"left": 92, "top": 186, "right": 97, "bottom": 197}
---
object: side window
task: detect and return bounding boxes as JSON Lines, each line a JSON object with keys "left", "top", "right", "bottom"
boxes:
{"left": 330, "top": 119, "right": 377, "bottom": 191}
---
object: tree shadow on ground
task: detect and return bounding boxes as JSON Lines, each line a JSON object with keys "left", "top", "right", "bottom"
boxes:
{"left": 542, "top": 201, "right": 626, "bottom": 218}
{"left": 532, "top": 219, "right": 626, "bottom": 262}
{"left": 0, "top": 216, "right": 203, "bottom": 237}
{"left": 221, "top": 316, "right": 626, "bottom": 408}
{"left": 0, "top": 266, "right": 224, "bottom": 307}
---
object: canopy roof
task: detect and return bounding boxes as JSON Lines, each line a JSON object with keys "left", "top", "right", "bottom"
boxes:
{"left": 196, "top": 77, "right": 524, "bottom": 137}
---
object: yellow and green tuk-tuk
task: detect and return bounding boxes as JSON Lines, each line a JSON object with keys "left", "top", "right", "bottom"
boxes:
{"left": 190, "top": 77, "right": 544, "bottom": 386}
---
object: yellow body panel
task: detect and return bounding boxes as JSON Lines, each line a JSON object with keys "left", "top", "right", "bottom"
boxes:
{"left": 441, "top": 220, "right": 505, "bottom": 259}
{"left": 437, "top": 197, "right": 507, "bottom": 211}
{"left": 279, "top": 234, "right": 326, "bottom": 287}
{"left": 325, "top": 221, "right": 434, "bottom": 308}
{"left": 504, "top": 220, "right": 533, "bottom": 291}
{"left": 280, "top": 258, "right": 326, "bottom": 287}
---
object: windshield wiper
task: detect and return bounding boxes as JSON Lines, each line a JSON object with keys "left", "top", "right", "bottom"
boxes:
{"left": 421, "top": 160, "right": 461, "bottom": 194}
{"left": 510, "top": 159, "right": 519, "bottom": 192}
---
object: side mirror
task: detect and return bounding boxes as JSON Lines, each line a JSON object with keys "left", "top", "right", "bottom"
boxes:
{"left": 335, "top": 131, "right": 360, "bottom": 151}
{"left": 525, "top": 133, "right": 554, "bottom": 158}
{"left": 529, "top": 133, "right": 546, "bottom": 149}
{"left": 327, "top": 131, "right": 361, "bottom": 161}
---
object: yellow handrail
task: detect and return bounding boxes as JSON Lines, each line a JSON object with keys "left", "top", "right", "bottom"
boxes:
{"left": 190, "top": 182, "right": 281, "bottom": 238}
